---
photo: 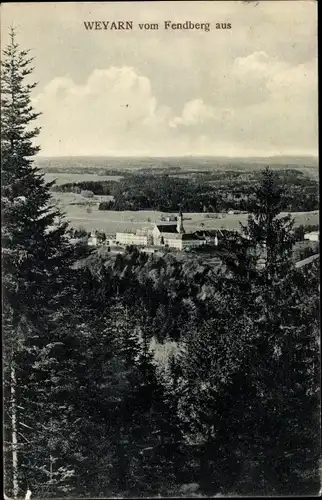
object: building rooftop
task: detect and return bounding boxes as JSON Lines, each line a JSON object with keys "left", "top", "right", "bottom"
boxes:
{"left": 155, "top": 224, "right": 178, "bottom": 233}
{"left": 194, "top": 230, "right": 218, "bottom": 238}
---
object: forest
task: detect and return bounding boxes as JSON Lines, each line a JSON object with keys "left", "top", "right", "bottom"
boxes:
{"left": 52, "top": 169, "right": 319, "bottom": 213}
{"left": 2, "top": 31, "right": 320, "bottom": 499}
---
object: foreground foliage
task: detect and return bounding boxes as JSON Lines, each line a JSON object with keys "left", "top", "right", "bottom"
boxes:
{"left": 2, "top": 33, "right": 320, "bottom": 498}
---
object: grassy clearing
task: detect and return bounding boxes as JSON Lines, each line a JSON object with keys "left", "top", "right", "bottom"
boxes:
{"left": 52, "top": 191, "right": 113, "bottom": 206}
{"left": 53, "top": 191, "right": 319, "bottom": 234}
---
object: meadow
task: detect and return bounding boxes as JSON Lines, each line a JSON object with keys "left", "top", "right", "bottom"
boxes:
{"left": 51, "top": 191, "right": 319, "bottom": 235}
{"left": 41, "top": 155, "right": 319, "bottom": 235}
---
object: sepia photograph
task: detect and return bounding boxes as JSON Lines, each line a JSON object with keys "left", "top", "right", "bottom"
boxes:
{"left": 1, "top": 1, "right": 320, "bottom": 498}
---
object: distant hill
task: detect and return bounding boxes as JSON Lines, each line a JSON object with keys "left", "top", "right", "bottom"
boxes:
{"left": 35, "top": 155, "right": 318, "bottom": 165}
{"left": 227, "top": 155, "right": 318, "bottom": 167}
{"left": 34, "top": 155, "right": 318, "bottom": 177}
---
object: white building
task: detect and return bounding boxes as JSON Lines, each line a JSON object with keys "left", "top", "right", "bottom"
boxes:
{"left": 194, "top": 230, "right": 219, "bottom": 246}
{"left": 161, "top": 214, "right": 177, "bottom": 222}
{"left": 152, "top": 224, "right": 178, "bottom": 245}
{"left": 156, "top": 232, "right": 204, "bottom": 250}
{"left": 152, "top": 211, "right": 207, "bottom": 250}
{"left": 115, "top": 210, "right": 221, "bottom": 251}
{"left": 116, "top": 232, "right": 149, "bottom": 246}
{"left": 88, "top": 234, "right": 98, "bottom": 246}
{"left": 88, "top": 231, "right": 108, "bottom": 246}
{"left": 304, "top": 231, "right": 319, "bottom": 242}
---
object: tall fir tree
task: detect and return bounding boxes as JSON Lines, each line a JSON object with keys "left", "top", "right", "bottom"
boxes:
{"left": 1, "top": 27, "right": 85, "bottom": 324}
{"left": 2, "top": 28, "right": 90, "bottom": 498}
{"left": 175, "top": 167, "right": 320, "bottom": 495}
{"left": 225, "top": 168, "right": 320, "bottom": 494}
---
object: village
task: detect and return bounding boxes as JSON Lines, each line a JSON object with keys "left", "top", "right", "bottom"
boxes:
{"left": 82, "top": 210, "right": 225, "bottom": 253}
{"left": 68, "top": 209, "right": 320, "bottom": 271}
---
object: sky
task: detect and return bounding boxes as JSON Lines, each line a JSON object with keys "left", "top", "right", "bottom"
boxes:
{"left": 1, "top": 1, "right": 318, "bottom": 157}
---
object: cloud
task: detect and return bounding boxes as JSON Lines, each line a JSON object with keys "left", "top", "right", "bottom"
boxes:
{"left": 3, "top": 1, "right": 317, "bottom": 156}
{"left": 234, "top": 51, "right": 283, "bottom": 76}
{"left": 34, "top": 67, "right": 174, "bottom": 155}
{"left": 33, "top": 51, "right": 317, "bottom": 157}
{"left": 169, "top": 52, "right": 317, "bottom": 155}
{"left": 170, "top": 99, "right": 217, "bottom": 128}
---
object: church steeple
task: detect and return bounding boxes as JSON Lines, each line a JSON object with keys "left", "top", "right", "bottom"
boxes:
{"left": 177, "top": 206, "right": 185, "bottom": 234}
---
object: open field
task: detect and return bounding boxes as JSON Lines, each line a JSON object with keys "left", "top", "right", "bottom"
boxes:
{"left": 53, "top": 191, "right": 319, "bottom": 234}
{"left": 52, "top": 192, "right": 114, "bottom": 206}
{"left": 65, "top": 211, "right": 319, "bottom": 235}
{"left": 44, "top": 156, "right": 318, "bottom": 234}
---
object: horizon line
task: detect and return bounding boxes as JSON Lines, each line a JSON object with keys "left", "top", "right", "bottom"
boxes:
{"left": 35, "top": 153, "right": 319, "bottom": 159}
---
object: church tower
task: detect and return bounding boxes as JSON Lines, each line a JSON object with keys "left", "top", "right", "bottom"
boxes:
{"left": 177, "top": 207, "right": 185, "bottom": 234}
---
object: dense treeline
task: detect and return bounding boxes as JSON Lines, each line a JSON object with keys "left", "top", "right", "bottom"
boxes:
{"left": 78, "top": 248, "right": 223, "bottom": 342}
{"left": 2, "top": 33, "right": 320, "bottom": 499}
{"left": 52, "top": 179, "right": 117, "bottom": 195}
{"left": 54, "top": 169, "right": 319, "bottom": 212}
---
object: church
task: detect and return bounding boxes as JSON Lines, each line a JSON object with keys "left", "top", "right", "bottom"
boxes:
{"left": 151, "top": 210, "right": 204, "bottom": 250}
{"left": 116, "top": 210, "right": 215, "bottom": 251}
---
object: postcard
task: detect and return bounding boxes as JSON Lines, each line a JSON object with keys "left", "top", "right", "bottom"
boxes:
{"left": 1, "top": 1, "right": 319, "bottom": 499}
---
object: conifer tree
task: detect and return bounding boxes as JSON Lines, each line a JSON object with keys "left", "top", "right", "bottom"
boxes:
{"left": 228, "top": 168, "right": 320, "bottom": 494}
{"left": 1, "top": 28, "right": 89, "bottom": 498}
{"left": 1, "top": 27, "right": 84, "bottom": 323}
{"left": 176, "top": 168, "right": 320, "bottom": 495}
